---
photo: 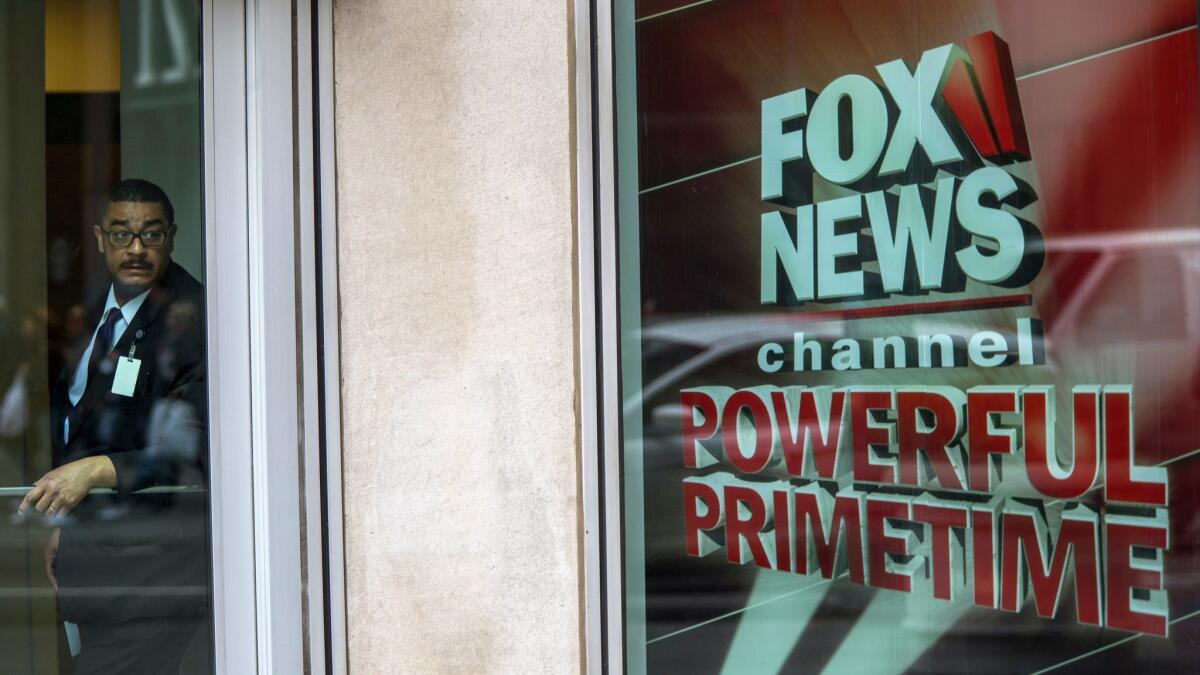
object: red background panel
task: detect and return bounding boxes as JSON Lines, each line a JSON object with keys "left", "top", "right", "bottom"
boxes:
{"left": 634, "top": 0, "right": 998, "bottom": 189}
{"left": 1019, "top": 31, "right": 1200, "bottom": 239}
{"left": 639, "top": 161, "right": 762, "bottom": 318}
{"left": 634, "top": 0, "right": 1198, "bottom": 190}
{"left": 997, "top": 0, "right": 1196, "bottom": 75}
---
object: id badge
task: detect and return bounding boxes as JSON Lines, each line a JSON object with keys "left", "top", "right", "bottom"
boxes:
{"left": 111, "top": 357, "right": 142, "bottom": 397}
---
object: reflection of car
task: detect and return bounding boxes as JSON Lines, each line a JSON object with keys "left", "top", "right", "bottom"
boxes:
{"left": 1038, "top": 229, "right": 1200, "bottom": 460}
{"left": 633, "top": 229, "right": 1200, "bottom": 648}
{"left": 635, "top": 315, "right": 843, "bottom": 416}
{"left": 636, "top": 229, "right": 1200, "bottom": 462}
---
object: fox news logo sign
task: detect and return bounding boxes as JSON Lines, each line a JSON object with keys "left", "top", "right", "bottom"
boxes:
{"left": 760, "top": 32, "right": 1043, "bottom": 304}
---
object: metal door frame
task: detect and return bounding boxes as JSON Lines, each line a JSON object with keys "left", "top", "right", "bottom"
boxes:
{"left": 203, "top": 1, "right": 346, "bottom": 671}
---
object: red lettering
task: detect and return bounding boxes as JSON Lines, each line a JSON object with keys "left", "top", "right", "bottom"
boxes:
{"left": 773, "top": 489, "right": 793, "bottom": 573}
{"left": 794, "top": 488, "right": 866, "bottom": 583}
{"left": 850, "top": 390, "right": 897, "bottom": 484}
{"left": 866, "top": 497, "right": 913, "bottom": 592}
{"left": 682, "top": 480, "right": 721, "bottom": 556}
{"left": 1103, "top": 388, "right": 1166, "bottom": 506}
{"left": 681, "top": 390, "right": 719, "bottom": 468}
{"left": 724, "top": 486, "right": 772, "bottom": 569}
{"left": 966, "top": 388, "right": 1018, "bottom": 491}
{"left": 1023, "top": 387, "right": 1099, "bottom": 499}
{"left": 972, "top": 502, "right": 1000, "bottom": 608}
{"left": 896, "top": 390, "right": 964, "bottom": 489}
{"left": 722, "top": 391, "right": 774, "bottom": 474}
{"left": 999, "top": 508, "right": 1102, "bottom": 625}
{"left": 1105, "top": 516, "right": 1168, "bottom": 636}
{"left": 773, "top": 389, "right": 846, "bottom": 478}
{"left": 912, "top": 502, "right": 968, "bottom": 601}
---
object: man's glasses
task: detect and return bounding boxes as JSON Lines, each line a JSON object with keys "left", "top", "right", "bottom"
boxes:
{"left": 103, "top": 229, "right": 169, "bottom": 248}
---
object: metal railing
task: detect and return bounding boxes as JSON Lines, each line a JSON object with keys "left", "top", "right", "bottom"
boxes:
{"left": 0, "top": 485, "right": 205, "bottom": 498}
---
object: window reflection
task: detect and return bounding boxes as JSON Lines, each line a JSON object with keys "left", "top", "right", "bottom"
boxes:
{"left": 620, "top": 1, "right": 1200, "bottom": 673}
{"left": 1, "top": 1, "right": 211, "bottom": 673}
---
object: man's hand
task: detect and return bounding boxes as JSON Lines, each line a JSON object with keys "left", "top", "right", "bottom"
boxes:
{"left": 45, "top": 528, "right": 60, "bottom": 590}
{"left": 19, "top": 456, "right": 117, "bottom": 518}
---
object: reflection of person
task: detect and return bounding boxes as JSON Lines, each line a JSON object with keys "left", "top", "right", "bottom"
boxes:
{"left": 20, "top": 179, "right": 208, "bottom": 674}
{"left": 0, "top": 298, "right": 30, "bottom": 474}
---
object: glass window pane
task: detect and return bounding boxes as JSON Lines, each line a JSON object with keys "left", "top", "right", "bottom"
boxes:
{"left": 2, "top": 1, "right": 212, "bottom": 672}
{"left": 613, "top": 1, "right": 1200, "bottom": 672}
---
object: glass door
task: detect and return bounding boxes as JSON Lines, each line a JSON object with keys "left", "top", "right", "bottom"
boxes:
{"left": 1, "top": 1, "right": 213, "bottom": 672}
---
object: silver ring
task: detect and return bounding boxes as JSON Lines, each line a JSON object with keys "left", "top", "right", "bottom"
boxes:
{"left": 46, "top": 507, "right": 56, "bottom": 514}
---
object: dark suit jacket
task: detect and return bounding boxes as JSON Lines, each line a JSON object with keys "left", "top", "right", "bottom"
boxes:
{"left": 50, "top": 262, "right": 210, "bottom": 623}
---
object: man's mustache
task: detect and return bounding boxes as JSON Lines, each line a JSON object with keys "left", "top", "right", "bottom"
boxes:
{"left": 120, "top": 259, "right": 152, "bottom": 269}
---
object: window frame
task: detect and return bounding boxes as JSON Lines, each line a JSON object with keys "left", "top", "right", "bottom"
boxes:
{"left": 575, "top": 0, "right": 624, "bottom": 672}
{"left": 203, "top": 0, "right": 345, "bottom": 672}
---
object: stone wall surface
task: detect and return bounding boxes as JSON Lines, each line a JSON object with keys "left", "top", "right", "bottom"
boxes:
{"left": 333, "top": 1, "right": 580, "bottom": 672}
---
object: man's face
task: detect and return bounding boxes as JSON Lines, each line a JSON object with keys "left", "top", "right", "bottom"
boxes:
{"left": 93, "top": 201, "right": 175, "bottom": 300}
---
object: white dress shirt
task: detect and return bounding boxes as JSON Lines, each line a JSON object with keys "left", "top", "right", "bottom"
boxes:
{"left": 64, "top": 286, "right": 151, "bottom": 441}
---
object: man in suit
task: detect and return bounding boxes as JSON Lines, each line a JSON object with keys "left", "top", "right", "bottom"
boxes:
{"left": 20, "top": 179, "right": 210, "bottom": 674}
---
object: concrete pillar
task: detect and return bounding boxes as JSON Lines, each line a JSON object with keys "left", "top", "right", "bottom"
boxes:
{"left": 333, "top": 1, "right": 581, "bottom": 672}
